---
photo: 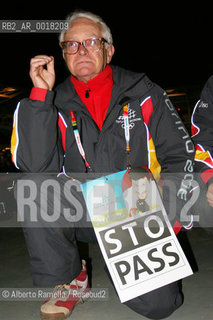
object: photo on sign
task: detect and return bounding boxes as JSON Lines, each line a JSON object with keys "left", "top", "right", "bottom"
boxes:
{"left": 81, "top": 167, "right": 160, "bottom": 228}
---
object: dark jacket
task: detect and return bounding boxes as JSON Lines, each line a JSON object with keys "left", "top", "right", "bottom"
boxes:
{"left": 11, "top": 65, "right": 195, "bottom": 228}
{"left": 191, "top": 75, "right": 213, "bottom": 185}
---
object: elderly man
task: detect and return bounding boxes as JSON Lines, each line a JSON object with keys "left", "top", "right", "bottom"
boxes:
{"left": 11, "top": 11, "right": 194, "bottom": 320}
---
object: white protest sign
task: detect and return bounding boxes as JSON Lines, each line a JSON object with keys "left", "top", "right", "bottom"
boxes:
{"left": 81, "top": 168, "right": 193, "bottom": 302}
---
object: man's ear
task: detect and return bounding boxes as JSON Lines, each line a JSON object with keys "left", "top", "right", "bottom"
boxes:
{"left": 107, "top": 44, "right": 115, "bottom": 64}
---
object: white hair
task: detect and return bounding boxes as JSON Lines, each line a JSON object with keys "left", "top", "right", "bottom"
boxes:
{"left": 59, "top": 11, "right": 113, "bottom": 46}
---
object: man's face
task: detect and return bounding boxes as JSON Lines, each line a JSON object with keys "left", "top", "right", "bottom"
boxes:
{"left": 132, "top": 177, "right": 149, "bottom": 200}
{"left": 63, "top": 18, "right": 114, "bottom": 83}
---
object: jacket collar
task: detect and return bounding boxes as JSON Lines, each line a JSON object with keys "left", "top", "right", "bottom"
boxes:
{"left": 55, "top": 65, "right": 149, "bottom": 115}
{"left": 70, "top": 64, "right": 113, "bottom": 93}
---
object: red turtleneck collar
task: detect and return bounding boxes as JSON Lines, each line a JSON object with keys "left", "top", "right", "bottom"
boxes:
{"left": 71, "top": 65, "right": 113, "bottom": 130}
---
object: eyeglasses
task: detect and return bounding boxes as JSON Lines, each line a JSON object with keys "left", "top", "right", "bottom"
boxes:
{"left": 61, "top": 38, "right": 108, "bottom": 55}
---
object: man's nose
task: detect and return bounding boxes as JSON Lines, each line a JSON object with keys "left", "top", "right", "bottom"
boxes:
{"left": 78, "top": 43, "right": 88, "bottom": 55}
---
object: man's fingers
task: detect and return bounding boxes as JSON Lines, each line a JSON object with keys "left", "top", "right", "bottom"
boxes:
{"left": 207, "top": 199, "right": 213, "bottom": 207}
{"left": 207, "top": 194, "right": 213, "bottom": 207}
{"left": 46, "top": 56, "right": 54, "bottom": 72}
{"left": 31, "top": 55, "right": 53, "bottom": 62}
{"left": 30, "top": 56, "right": 54, "bottom": 69}
{"left": 206, "top": 186, "right": 213, "bottom": 207}
{"left": 29, "top": 55, "right": 55, "bottom": 90}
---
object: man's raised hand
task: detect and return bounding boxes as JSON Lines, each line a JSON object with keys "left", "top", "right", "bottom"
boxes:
{"left": 29, "top": 55, "right": 55, "bottom": 90}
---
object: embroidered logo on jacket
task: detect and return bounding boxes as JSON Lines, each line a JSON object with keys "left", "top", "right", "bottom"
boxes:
{"left": 116, "top": 108, "right": 141, "bottom": 129}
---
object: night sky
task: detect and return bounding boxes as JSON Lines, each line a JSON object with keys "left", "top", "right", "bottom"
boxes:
{"left": 0, "top": 4, "right": 212, "bottom": 92}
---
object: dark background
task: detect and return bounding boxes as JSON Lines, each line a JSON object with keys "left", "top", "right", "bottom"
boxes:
{"left": 0, "top": 3, "right": 212, "bottom": 152}
{"left": 1, "top": 3, "right": 212, "bottom": 88}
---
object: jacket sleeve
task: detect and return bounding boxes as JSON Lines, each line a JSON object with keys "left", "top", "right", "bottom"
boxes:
{"left": 146, "top": 86, "right": 195, "bottom": 174}
{"left": 11, "top": 88, "right": 64, "bottom": 172}
{"left": 191, "top": 76, "right": 213, "bottom": 185}
{"left": 141, "top": 86, "right": 195, "bottom": 230}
